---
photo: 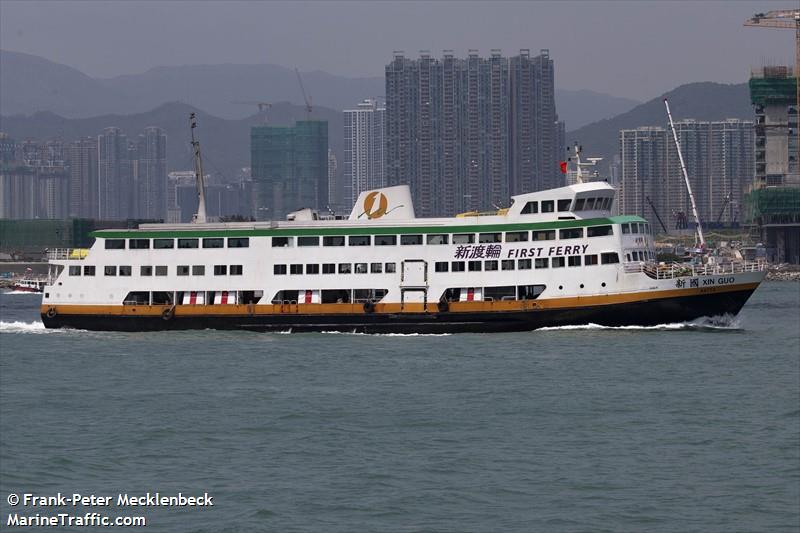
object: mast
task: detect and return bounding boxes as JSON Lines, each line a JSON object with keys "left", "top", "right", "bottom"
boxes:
{"left": 664, "top": 98, "right": 706, "bottom": 249}
{"left": 573, "top": 143, "right": 584, "bottom": 184}
{"left": 190, "top": 113, "right": 207, "bottom": 224}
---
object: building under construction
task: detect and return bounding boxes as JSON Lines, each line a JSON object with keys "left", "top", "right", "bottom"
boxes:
{"left": 746, "top": 66, "right": 800, "bottom": 263}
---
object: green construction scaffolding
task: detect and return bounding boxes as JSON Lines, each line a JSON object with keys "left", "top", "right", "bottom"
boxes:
{"left": 745, "top": 187, "right": 800, "bottom": 225}
{"left": 750, "top": 75, "right": 796, "bottom": 106}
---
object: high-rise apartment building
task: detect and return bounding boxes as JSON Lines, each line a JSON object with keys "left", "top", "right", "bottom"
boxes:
{"left": 68, "top": 137, "right": 98, "bottom": 218}
{"left": 135, "top": 127, "right": 167, "bottom": 220}
{"left": 343, "top": 99, "right": 385, "bottom": 207}
{"left": 385, "top": 50, "right": 560, "bottom": 217}
{"left": 98, "top": 127, "right": 131, "bottom": 220}
{"left": 251, "top": 120, "right": 328, "bottom": 220}
{"left": 619, "top": 120, "right": 753, "bottom": 232}
{"left": 327, "top": 149, "right": 340, "bottom": 211}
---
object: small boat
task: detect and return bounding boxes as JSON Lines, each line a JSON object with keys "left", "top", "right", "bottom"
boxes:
{"left": 10, "top": 278, "right": 47, "bottom": 293}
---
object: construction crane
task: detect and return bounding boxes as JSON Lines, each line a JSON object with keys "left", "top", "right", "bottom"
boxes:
{"left": 231, "top": 101, "right": 272, "bottom": 123}
{"left": 645, "top": 195, "right": 668, "bottom": 234}
{"left": 295, "top": 68, "right": 313, "bottom": 118}
{"left": 715, "top": 194, "right": 732, "bottom": 225}
{"left": 745, "top": 9, "right": 800, "bottom": 164}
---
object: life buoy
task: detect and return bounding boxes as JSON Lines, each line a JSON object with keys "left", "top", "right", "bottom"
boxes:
{"left": 162, "top": 305, "right": 175, "bottom": 321}
{"left": 46, "top": 306, "right": 57, "bottom": 318}
{"left": 363, "top": 301, "right": 375, "bottom": 313}
{"left": 437, "top": 300, "right": 449, "bottom": 313}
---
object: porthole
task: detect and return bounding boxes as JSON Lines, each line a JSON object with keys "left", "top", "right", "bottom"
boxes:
{"left": 558, "top": 285, "right": 563, "bottom": 290}
{"left": 601, "top": 282, "right": 606, "bottom": 287}
{"left": 579, "top": 284, "right": 584, "bottom": 289}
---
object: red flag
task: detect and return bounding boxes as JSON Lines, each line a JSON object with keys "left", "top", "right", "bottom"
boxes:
{"left": 559, "top": 161, "right": 568, "bottom": 174}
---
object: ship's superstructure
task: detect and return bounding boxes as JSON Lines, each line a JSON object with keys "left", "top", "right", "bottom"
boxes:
{"left": 41, "top": 182, "right": 765, "bottom": 333}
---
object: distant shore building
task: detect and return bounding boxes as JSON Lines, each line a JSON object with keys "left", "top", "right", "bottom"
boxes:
{"left": 251, "top": 120, "right": 328, "bottom": 220}
{"left": 343, "top": 99, "right": 385, "bottom": 208}
{"left": 619, "top": 120, "right": 753, "bottom": 233}
{"left": 385, "top": 49, "right": 561, "bottom": 217}
{"left": 135, "top": 126, "right": 167, "bottom": 220}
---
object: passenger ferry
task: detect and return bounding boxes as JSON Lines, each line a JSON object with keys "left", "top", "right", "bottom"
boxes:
{"left": 40, "top": 181, "right": 766, "bottom": 333}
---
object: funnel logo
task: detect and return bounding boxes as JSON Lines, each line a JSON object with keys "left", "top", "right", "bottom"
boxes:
{"left": 363, "top": 191, "right": 389, "bottom": 219}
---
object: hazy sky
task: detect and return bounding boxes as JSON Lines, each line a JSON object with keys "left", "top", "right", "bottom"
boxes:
{"left": 0, "top": 0, "right": 793, "bottom": 101}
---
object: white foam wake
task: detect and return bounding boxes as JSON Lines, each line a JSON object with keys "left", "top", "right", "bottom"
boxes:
{"left": 2, "top": 290, "right": 42, "bottom": 295}
{"left": 0, "top": 320, "right": 50, "bottom": 334}
{"left": 538, "top": 315, "right": 741, "bottom": 332}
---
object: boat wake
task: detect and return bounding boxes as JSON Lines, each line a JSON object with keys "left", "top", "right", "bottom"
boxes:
{"left": 0, "top": 320, "right": 52, "bottom": 334}
{"left": 538, "top": 315, "right": 742, "bottom": 332}
{"left": 1, "top": 290, "right": 41, "bottom": 295}
{"left": 320, "top": 331, "right": 452, "bottom": 337}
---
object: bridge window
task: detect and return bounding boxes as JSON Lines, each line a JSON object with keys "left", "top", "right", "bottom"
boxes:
{"left": 178, "top": 238, "right": 199, "bottom": 249}
{"left": 192, "top": 265, "right": 205, "bottom": 276}
{"left": 104, "top": 239, "right": 125, "bottom": 250}
{"left": 535, "top": 258, "right": 549, "bottom": 269}
{"left": 306, "top": 264, "right": 319, "bottom": 274}
{"left": 401, "top": 234, "right": 423, "bottom": 245}
{"left": 541, "top": 200, "right": 555, "bottom": 213}
{"left": 532, "top": 230, "right": 555, "bottom": 241}
{"left": 274, "top": 264, "right": 287, "bottom": 275}
{"left": 552, "top": 257, "right": 566, "bottom": 268}
{"left": 290, "top": 264, "right": 303, "bottom": 275}
{"left": 214, "top": 265, "right": 227, "bottom": 276}
{"left": 69, "top": 266, "right": 81, "bottom": 276}
{"left": 349, "top": 235, "right": 370, "bottom": 246}
{"left": 453, "top": 233, "right": 475, "bottom": 244}
{"left": 83, "top": 265, "right": 95, "bottom": 276}
{"left": 601, "top": 252, "right": 620, "bottom": 264}
{"left": 129, "top": 239, "right": 150, "bottom": 249}
{"left": 323, "top": 236, "right": 345, "bottom": 247}
{"left": 427, "top": 234, "right": 449, "bottom": 245}
{"left": 557, "top": 199, "right": 572, "bottom": 212}
{"left": 322, "top": 263, "right": 335, "bottom": 274}
{"left": 521, "top": 201, "right": 538, "bottom": 214}
{"left": 140, "top": 266, "right": 153, "bottom": 276}
{"left": 585, "top": 198, "right": 596, "bottom": 210}
{"left": 272, "top": 237, "right": 293, "bottom": 247}
{"left": 154, "top": 238, "right": 174, "bottom": 249}
{"left": 575, "top": 198, "right": 585, "bottom": 210}
{"left": 104, "top": 266, "right": 117, "bottom": 276}
{"left": 298, "top": 236, "right": 319, "bottom": 247}
{"left": 155, "top": 265, "right": 168, "bottom": 276}
{"left": 588, "top": 225, "right": 613, "bottom": 237}
{"left": 505, "top": 231, "right": 528, "bottom": 242}
{"left": 375, "top": 235, "right": 397, "bottom": 246}
{"left": 228, "top": 237, "right": 249, "bottom": 248}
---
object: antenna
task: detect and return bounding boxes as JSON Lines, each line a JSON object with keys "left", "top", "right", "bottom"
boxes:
{"left": 190, "top": 113, "right": 208, "bottom": 224}
{"left": 295, "top": 68, "right": 312, "bottom": 118}
{"left": 664, "top": 98, "right": 705, "bottom": 248}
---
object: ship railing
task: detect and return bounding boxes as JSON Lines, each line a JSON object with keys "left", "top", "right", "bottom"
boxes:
{"left": 624, "top": 260, "right": 767, "bottom": 280}
{"left": 46, "top": 248, "right": 89, "bottom": 261}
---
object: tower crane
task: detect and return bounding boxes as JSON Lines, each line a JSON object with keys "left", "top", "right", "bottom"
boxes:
{"left": 295, "top": 68, "right": 313, "bottom": 119}
{"left": 745, "top": 9, "right": 800, "bottom": 164}
{"left": 230, "top": 101, "right": 272, "bottom": 123}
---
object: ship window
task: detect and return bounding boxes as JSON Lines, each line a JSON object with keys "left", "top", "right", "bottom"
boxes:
{"left": 272, "top": 237, "right": 293, "bottom": 247}
{"left": 306, "top": 264, "right": 319, "bottom": 274}
{"left": 559, "top": 228, "right": 584, "bottom": 239}
{"left": 274, "top": 264, "right": 287, "bottom": 275}
{"left": 214, "top": 265, "right": 227, "bottom": 276}
{"left": 501, "top": 260, "right": 515, "bottom": 271}
{"left": 535, "top": 258, "right": 549, "bottom": 269}
{"left": 588, "top": 225, "right": 613, "bottom": 237}
{"left": 601, "top": 252, "right": 620, "bottom": 264}
{"left": 338, "top": 263, "right": 352, "bottom": 274}
{"left": 621, "top": 223, "right": 631, "bottom": 234}
{"left": 178, "top": 238, "right": 199, "bottom": 249}
{"left": 152, "top": 292, "right": 173, "bottom": 305}
{"left": 124, "top": 291, "right": 150, "bottom": 305}
{"left": 451, "top": 261, "right": 465, "bottom": 272}
{"left": 385, "top": 263, "right": 396, "bottom": 273}
{"left": 521, "top": 201, "right": 538, "bottom": 214}
{"left": 485, "top": 286, "right": 516, "bottom": 301}
{"left": 375, "top": 235, "right": 397, "bottom": 246}
{"left": 203, "top": 238, "right": 224, "bottom": 248}
{"left": 427, "top": 234, "right": 449, "bottom": 245}
{"left": 230, "top": 265, "right": 242, "bottom": 275}
{"left": 349, "top": 235, "right": 371, "bottom": 246}
{"left": 557, "top": 199, "right": 572, "bottom": 212}
{"left": 321, "top": 289, "right": 351, "bottom": 304}
{"left": 155, "top": 265, "right": 168, "bottom": 276}
{"left": 585, "top": 198, "right": 596, "bottom": 210}
{"left": 83, "top": 265, "right": 96, "bottom": 276}
{"left": 140, "top": 266, "right": 153, "bottom": 276}
{"left": 625, "top": 253, "right": 631, "bottom": 262}
{"left": 552, "top": 257, "right": 566, "bottom": 268}
{"left": 298, "top": 236, "right": 319, "bottom": 247}
{"left": 468, "top": 261, "right": 482, "bottom": 271}
{"left": 568, "top": 256, "right": 581, "bottom": 267}
{"left": 518, "top": 285, "right": 545, "bottom": 300}
{"left": 370, "top": 263, "right": 383, "bottom": 273}
{"left": 505, "top": 231, "right": 528, "bottom": 242}
{"left": 104, "top": 266, "right": 117, "bottom": 276}
{"left": 154, "top": 238, "right": 174, "bottom": 249}
{"left": 355, "top": 263, "right": 368, "bottom": 274}
{"left": 453, "top": 233, "right": 475, "bottom": 244}
{"left": 401, "top": 234, "right": 423, "bottom": 245}
{"left": 104, "top": 239, "right": 125, "bottom": 250}
{"left": 323, "top": 236, "right": 345, "bottom": 247}
{"left": 485, "top": 260, "right": 499, "bottom": 271}
{"left": 192, "top": 265, "right": 205, "bottom": 276}
{"left": 227, "top": 237, "right": 248, "bottom": 248}
{"left": 69, "top": 265, "right": 81, "bottom": 276}
{"left": 129, "top": 239, "right": 150, "bottom": 249}
{"left": 435, "top": 262, "right": 449, "bottom": 272}
{"left": 290, "top": 264, "right": 303, "bottom": 275}
{"left": 541, "top": 200, "right": 554, "bottom": 213}
{"left": 532, "top": 230, "right": 555, "bottom": 241}
{"left": 322, "top": 263, "right": 335, "bottom": 274}
{"left": 585, "top": 254, "right": 599, "bottom": 266}
{"left": 478, "top": 233, "right": 501, "bottom": 243}
{"left": 575, "top": 198, "right": 586, "bottom": 210}
{"left": 518, "top": 259, "right": 532, "bottom": 270}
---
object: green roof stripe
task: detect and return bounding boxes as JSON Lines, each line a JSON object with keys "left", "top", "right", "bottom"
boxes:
{"left": 92, "top": 215, "right": 646, "bottom": 239}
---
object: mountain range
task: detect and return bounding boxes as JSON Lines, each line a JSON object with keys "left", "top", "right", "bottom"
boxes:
{"left": 0, "top": 49, "right": 639, "bottom": 129}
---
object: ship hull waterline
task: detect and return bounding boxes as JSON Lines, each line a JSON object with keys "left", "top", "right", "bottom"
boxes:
{"left": 41, "top": 285, "right": 758, "bottom": 334}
